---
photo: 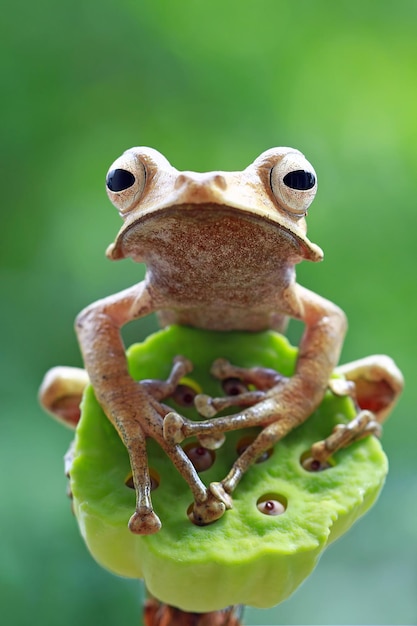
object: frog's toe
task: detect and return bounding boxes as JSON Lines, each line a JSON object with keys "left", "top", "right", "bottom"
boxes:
{"left": 210, "top": 358, "right": 232, "bottom": 378}
{"left": 163, "top": 411, "right": 187, "bottom": 444}
{"left": 128, "top": 508, "right": 162, "bottom": 535}
{"left": 198, "top": 433, "right": 226, "bottom": 450}
{"left": 190, "top": 493, "right": 226, "bottom": 526}
{"left": 209, "top": 482, "right": 233, "bottom": 509}
{"left": 195, "top": 393, "right": 218, "bottom": 417}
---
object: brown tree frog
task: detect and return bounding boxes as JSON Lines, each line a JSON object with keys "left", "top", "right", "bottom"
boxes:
{"left": 39, "top": 147, "right": 403, "bottom": 534}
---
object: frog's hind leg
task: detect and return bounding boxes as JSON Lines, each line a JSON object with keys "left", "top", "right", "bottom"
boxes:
{"left": 304, "top": 355, "right": 404, "bottom": 468}
{"left": 38, "top": 366, "right": 89, "bottom": 428}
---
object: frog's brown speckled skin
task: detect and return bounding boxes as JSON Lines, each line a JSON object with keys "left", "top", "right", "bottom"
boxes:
{"left": 39, "top": 147, "right": 403, "bottom": 534}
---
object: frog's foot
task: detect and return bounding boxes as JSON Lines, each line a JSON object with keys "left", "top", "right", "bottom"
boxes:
{"left": 335, "top": 355, "right": 404, "bottom": 422}
{"left": 305, "top": 410, "right": 381, "bottom": 467}
{"left": 128, "top": 507, "right": 162, "bottom": 535}
{"left": 190, "top": 490, "right": 228, "bottom": 526}
{"left": 38, "top": 366, "right": 89, "bottom": 428}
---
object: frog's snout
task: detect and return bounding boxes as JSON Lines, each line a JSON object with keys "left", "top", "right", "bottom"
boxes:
{"left": 174, "top": 172, "right": 227, "bottom": 193}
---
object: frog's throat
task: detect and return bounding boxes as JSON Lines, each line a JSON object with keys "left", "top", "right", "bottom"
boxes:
{"left": 106, "top": 205, "right": 324, "bottom": 264}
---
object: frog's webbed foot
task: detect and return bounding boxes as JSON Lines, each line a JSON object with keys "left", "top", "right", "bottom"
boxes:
{"left": 303, "top": 410, "right": 382, "bottom": 469}
{"left": 39, "top": 366, "right": 90, "bottom": 427}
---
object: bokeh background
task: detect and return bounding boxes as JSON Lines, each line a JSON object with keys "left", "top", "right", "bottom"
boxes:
{"left": 1, "top": 1, "right": 416, "bottom": 624}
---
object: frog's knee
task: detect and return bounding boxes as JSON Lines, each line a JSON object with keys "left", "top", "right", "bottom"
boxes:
{"left": 39, "top": 366, "right": 89, "bottom": 428}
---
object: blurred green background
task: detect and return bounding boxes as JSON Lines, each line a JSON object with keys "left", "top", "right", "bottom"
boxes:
{"left": 1, "top": 0, "right": 416, "bottom": 624}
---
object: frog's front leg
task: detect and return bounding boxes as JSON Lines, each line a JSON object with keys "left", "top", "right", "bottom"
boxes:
{"left": 76, "top": 283, "right": 227, "bottom": 530}
{"left": 75, "top": 282, "right": 173, "bottom": 533}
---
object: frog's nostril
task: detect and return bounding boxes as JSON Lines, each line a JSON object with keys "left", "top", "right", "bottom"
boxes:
{"left": 174, "top": 174, "right": 189, "bottom": 189}
{"left": 213, "top": 174, "right": 227, "bottom": 190}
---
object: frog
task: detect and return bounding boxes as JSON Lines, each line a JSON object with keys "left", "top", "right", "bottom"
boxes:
{"left": 39, "top": 146, "right": 403, "bottom": 535}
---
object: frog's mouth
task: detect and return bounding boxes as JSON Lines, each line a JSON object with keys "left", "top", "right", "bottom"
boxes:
{"left": 106, "top": 204, "right": 323, "bottom": 266}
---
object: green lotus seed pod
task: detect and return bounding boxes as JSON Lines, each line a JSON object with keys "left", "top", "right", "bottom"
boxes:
{"left": 70, "top": 326, "right": 387, "bottom": 612}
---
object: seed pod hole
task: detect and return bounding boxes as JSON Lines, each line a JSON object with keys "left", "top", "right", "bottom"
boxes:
{"left": 256, "top": 494, "right": 287, "bottom": 516}
{"left": 236, "top": 435, "right": 273, "bottom": 463}
{"left": 172, "top": 383, "right": 198, "bottom": 408}
{"left": 125, "top": 468, "right": 160, "bottom": 491}
{"left": 300, "top": 450, "right": 335, "bottom": 472}
{"left": 222, "top": 377, "right": 249, "bottom": 396}
{"left": 183, "top": 443, "right": 215, "bottom": 472}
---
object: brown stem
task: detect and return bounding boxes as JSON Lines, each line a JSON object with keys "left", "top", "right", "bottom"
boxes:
{"left": 143, "top": 598, "right": 244, "bottom": 626}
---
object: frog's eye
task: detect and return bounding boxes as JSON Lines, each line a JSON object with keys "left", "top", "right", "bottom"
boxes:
{"left": 106, "top": 152, "right": 146, "bottom": 214}
{"left": 270, "top": 153, "right": 317, "bottom": 217}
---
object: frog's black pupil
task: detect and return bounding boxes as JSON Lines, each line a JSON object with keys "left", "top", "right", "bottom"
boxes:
{"left": 283, "top": 170, "right": 315, "bottom": 191}
{"left": 106, "top": 168, "right": 135, "bottom": 192}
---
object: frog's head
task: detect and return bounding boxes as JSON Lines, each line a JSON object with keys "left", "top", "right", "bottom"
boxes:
{"left": 105, "top": 147, "right": 323, "bottom": 264}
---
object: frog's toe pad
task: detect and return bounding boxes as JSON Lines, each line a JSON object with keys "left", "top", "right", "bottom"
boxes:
{"left": 128, "top": 509, "right": 161, "bottom": 535}
{"left": 209, "top": 482, "right": 233, "bottom": 509}
{"left": 191, "top": 494, "right": 227, "bottom": 526}
{"left": 163, "top": 411, "right": 186, "bottom": 444}
{"left": 195, "top": 394, "right": 218, "bottom": 417}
